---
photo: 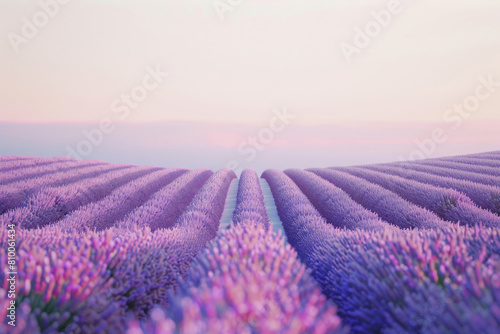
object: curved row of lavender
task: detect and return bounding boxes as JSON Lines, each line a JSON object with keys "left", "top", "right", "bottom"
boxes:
{"left": 1, "top": 152, "right": 499, "bottom": 333}
{"left": 0, "top": 162, "right": 128, "bottom": 214}
{"left": 0, "top": 159, "right": 105, "bottom": 186}
{"left": 416, "top": 159, "right": 500, "bottom": 177}
{"left": 336, "top": 166, "right": 500, "bottom": 227}
{"left": 284, "top": 169, "right": 391, "bottom": 232}
{"left": 0, "top": 165, "right": 161, "bottom": 229}
{"left": 439, "top": 155, "right": 500, "bottom": 168}
{"left": 0, "top": 157, "right": 72, "bottom": 174}
{"left": 231, "top": 169, "right": 270, "bottom": 230}
{"left": 390, "top": 161, "right": 500, "bottom": 187}
{"left": 310, "top": 168, "right": 452, "bottom": 229}
{"left": 127, "top": 169, "right": 344, "bottom": 333}
{"left": 364, "top": 164, "right": 500, "bottom": 215}
{"left": 262, "top": 168, "right": 500, "bottom": 333}
{"left": 0, "top": 168, "right": 237, "bottom": 333}
{"left": 51, "top": 168, "right": 188, "bottom": 232}
{"left": 130, "top": 224, "right": 344, "bottom": 334}
{"left": 114, "top": 169, "right": 213, "bottom": 231}
{"left": 0, "top": 156, "right": 31, "bottom": 163}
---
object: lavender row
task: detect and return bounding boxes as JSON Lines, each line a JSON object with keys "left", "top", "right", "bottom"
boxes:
{"left": 416, "top": 159, "right": 500, "bottom": 177}
{"left": 0, "top": 163, "right": 129, "bottom": 215}
{"left": 107, "top": 169, "right": 235, "bottom": 319}
{"left": 262, "top": 169, "right": 500, "bottom": 333}
{"left": 261, "top": 169, "right": 333, "bottom": 255}
{"left": 285, "top": 169, "right": 390, "bottom": 231}
{"left": 0, "top": 158, "right": 92, "bottom": 185}
{"left": 465, "top": 150, "right": 500, "bottom": 158}
{"left": 0, "top": 170, "right": 236, "bottom": 332}
{"left": 111, "top": 169, "right": 237, "bottom": 318}
{"left": 0, "top": 155, "right": 31, "bottom": 162}
{"left": 313, "top": 225, "right": 500, "bottom": 333}
{"left": 0, "top": 156, "right": 70, "bottom": 173}
{"left": 439, "top": 156, "right": 500, "bottom": 168}
{"left": 231, "top": 169, "right": 270, "bottom": 230}
{"left": 52, "top": 168, "right": 187, "bottom": 232}
{"left": 311, "top": 168, "right": 451, "bottom": 229}
{"left": 116, "top": 169, "right": 213, "bottom": 231}
{"left": 364, "top": 164, "right": 500, "bottom": 215}
{"left": 397, "top": 159, "right": 500, "bottom": 183}
{"left": 0, "top": 165, "right": 160, "bottom": 229}
{"left": 338, "top": 166, "right": 500, "bottom": 227}
{"left": 128, "top": 223, "right": 344, "bottom": 334}
{"left": 0, "top": 222, "right": 214, "bottom": 332}
{"left": 175, "top": 169, "right": 236, "bottom": 242}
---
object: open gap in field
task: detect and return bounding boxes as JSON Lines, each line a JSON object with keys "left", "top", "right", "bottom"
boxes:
{"left": 260, "top": 178, "right": 287, "bottom": 243}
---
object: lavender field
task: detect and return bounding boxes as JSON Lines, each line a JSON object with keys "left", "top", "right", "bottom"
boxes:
{"left": 1, "top": 152, "right": 500, "bottom": 334}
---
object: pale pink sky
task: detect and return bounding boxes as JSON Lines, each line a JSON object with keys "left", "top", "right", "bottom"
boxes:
{"left": 1, "top": 0, "right": 499, "bottom": 124}
{"left": 0, "top": 1, "right": 499, "bottom": 170}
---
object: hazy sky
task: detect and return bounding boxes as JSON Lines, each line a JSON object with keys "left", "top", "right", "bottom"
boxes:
{"left": 0, "top": 0, "right": 499, "bottom": 170}
{"left": 1, "top": 0, "right": 499, "bottom": 123}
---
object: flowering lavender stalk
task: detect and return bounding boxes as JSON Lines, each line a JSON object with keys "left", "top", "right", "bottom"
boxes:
{"left": 0, "top": 165, "right": 161, "bottom": 229}
{"left": 0, "top": 162, "right": 128, "bottom": 215}
{"left": 390, "top": 161, "right": 500, "bottom": 187}
{"left": 0, "top": 225, "right": 125, "bottom": 333}
{"left": 319, "top": 225, "right": 500, "bottom": 333}
{"left": 285, "top": 169, "right": 390, "bottom": 232}
{"left": 364, "top": 164, "right": 500, "bottom": 215}
{"left": 310, "top": 168, "right": 451, "bottom": 229}
{"left": 52, "top": 168, "right": 187, "bottom": 232}
{"left": 116, "top": 169, "right": 213, "bottom": 231}
{"left": 128, "top": 224, "right": 345, "bottom": 334}
{"left": 231, "top": 169, "right": 270, "bottom": 230}
{"left": 338, "top": 166, "right": 500, "bottom": 227}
